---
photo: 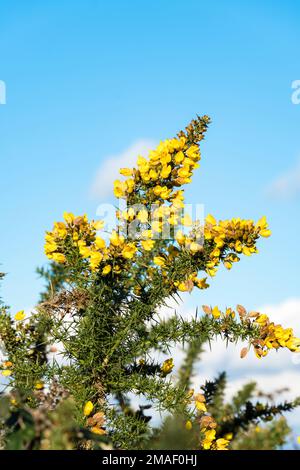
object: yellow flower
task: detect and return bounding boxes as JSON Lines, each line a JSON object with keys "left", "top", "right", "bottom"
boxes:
{"left": 160, "top": 165, "right": 172, "bottom": 178}
{"left": 1, "top": 370, "right": 12, "bottom": 377}
{"left": 212, "top": 306, "right": 221, "bottom": 319}
{"left": 137, "top": 209, "right": 148, "bottom": 223}
{"left": 113, "top": 179, "right": 126, "bottom": 198}
{"left": 177, "top": 282, "right": 189, "bottom": 292}
{"left": 185, "top": 144, "right": 200, "bottom": 159}
{"left": 102, "top": 265, "right": 112, "bottom": 275}
{"left": 79, "top": 245, "right": 91, "bottom": 258}
{"left": 206, "top": 214, "right": 216, "bottom": 226}
{"left": 159, "top": 186, "right": 171, "bottom": 199}
{"left": 260, "top": 229, "right": 272, "bottom": 238}
{"left": 206, "top": 267, "right": 218, "bottom": 277}
{"left": 175, "top": 230, "right": 185, "bottom": 245}
{"left": 83, "top": 401, "right": 94, "bottom": 417}
{"left": 92, "top": 220, "right": 104, "bottom": 231}
{"left": 110, "top": 230, "right": 125, "bottom": 247}
{"left": 224, "top": 261, "right": 232, "bottom": 270}
{"left": 181, "top": 214, "right": 192, "bottom": 227}
{"left": 95, "top": 237, "right": 106, "bottom": 250}
{"left": 91, "top": 426, "right": 106, "bottom": 435}
{"left": 196, "top": 401, "right": 207, "bottom": 412}
{"left": 63, "top": 212, "right": 75, "bottom": 224}
{"left": 89, "top": 252, "right": 103, "bottom": 270}
{"left": 297, "top": 436, "right": 300, "bottom": 445}
{"left": 256, "top": 314, "right": 268, "bottom": 325}
{"left": 177, "top": 166, "right": 191, "bottom": 178}
{"left": 161, "top": 358, "right": 174, "bottom": 375}
{"left": 255, "top": 215, "right": 268, "bottom": 230}
{"left": 202, "top": 440, "right": 213, "bottom": 450}
{"left": 52, "top": 253, "right": 66, "bottom": 263}
{"left": 141, "top": 229, "right": 153, "bottom": 238}
{"left": 126, "top": 178, "right": 135, "bottom": 193}
{"left": 225, "top": 307, "right": 235, "bottom": 318}
{"left": 195, "top": 393, "right": 206, "bottom": 407}
{"left": 160, "top": 154, "right": 171, "bottom": 165}
{"left": 35, "top": 382, "right": 44, "bottom": 390}
{"left": 141, "top": 239, "right": 155, "bottom": 251}
{"left": 216, "top": 438, "right": 230, "bottom": 450}
{"left": 44, "top": 241, "right": 58, "bottom": 254}
{"left": 204, "top": 429, "right": 216, "bottom": 441}
{"left": 119, "top": 167, "right": 133, "bottom": 176}
{"left": 54, "top": 221, "right": 67, "bottom": 238}
{"left": 15, "top": 310, "right": 25, "bottom": 321}
{"left": 189, "top": 242, "right": 202, "bottom": 253}
{"left": 235, "top": 240, "right": 242, "bottom": 252}
{"left": 185, "top": 420, "right": 193, "bottom": 431}
{"left": 122, "top": 243, "right": 137, "bottom": 259}
{"left": 175, "top": 151, "right": 185, "bottom": 163}
{"left": 147, "top": 169, "right": 157, "bottom": 181}
{"left": 152, "top": 221, "right": 162, "bottom": 233}
{"left": 195, "top": 278, "right": 209, "bottom": 289}
{"left": 122, "top": 208, "right": 135, "bottom": 221}
{"left": 153, "top": 256, "right": 165, "bottom": 266}
{"left": 242, "top": 246, "right": 252, "bottom": 256}
{"left": 153, "top": 185, "right": 162, "bottom": 196}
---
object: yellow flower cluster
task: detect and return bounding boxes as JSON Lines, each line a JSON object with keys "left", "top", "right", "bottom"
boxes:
{"left": 44, "top": 212, "right": 103, "bottom": 265}
{"left": 189, "top": 391, "right": 231, "bottom": 450}
{"left": 112, "top": 136, "right": 204, "bottom": 250}
{"left": 254, "top": 313, "right": 300, "bottom": 358}
{"left": 114, "top": 136, "right": 201, "bottom": 205}
{"left": 202, "top": 305, "right": 300, "bottom": 358}
{"left": 173, "top": 272, "right": 209, "bottom": 293}
{"left": 45, "top": 212, "right": 140, "bottom": 273}
{"left": 201, "top": 428, "right": 230, "bottom": 451}
{"left": 45, "top": 212, "right": 271, "bottom": 291}
{"left": 203, "top": 215, "right": 271, "bottom": 276}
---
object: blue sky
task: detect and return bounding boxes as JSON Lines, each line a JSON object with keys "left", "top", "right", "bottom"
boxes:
{"left": 1, "top": 0, "right": 300, "bottom": 435}
{"left": 1, "top": 0, "right": 299, "bottom": 310}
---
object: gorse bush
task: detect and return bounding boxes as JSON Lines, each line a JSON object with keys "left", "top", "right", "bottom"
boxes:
{"left": 0, "top": 116, "right": 300, "bottom": 450}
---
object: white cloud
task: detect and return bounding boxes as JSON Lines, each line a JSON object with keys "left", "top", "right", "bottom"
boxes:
{"left": 156, "top": 295, "right": 195, "bottom": 322}
{"left": 90, "top": 139, "right": 156, "bottom": 200}
{"left": 267, "top": 159, "right": 300, "bottom": 199}
{"left": 260, "top": 298, "right": 300, "bottom": 335}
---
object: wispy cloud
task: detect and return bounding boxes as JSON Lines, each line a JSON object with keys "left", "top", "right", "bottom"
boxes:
{"left": 267, "top": 159, "right": 300, "bottom": 199}
{"left": 90, "top": 139, "right": 156, "bottom": 200}
{"left": 260, "top": 298, "right": 300, "bottom": 335}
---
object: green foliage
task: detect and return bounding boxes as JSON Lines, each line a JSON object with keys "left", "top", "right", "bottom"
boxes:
{"left": 146, "top": 367, "right": 297, "bottom": 450}
{"left": 232, "top": 418, "right": 291, "bottom": 450}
